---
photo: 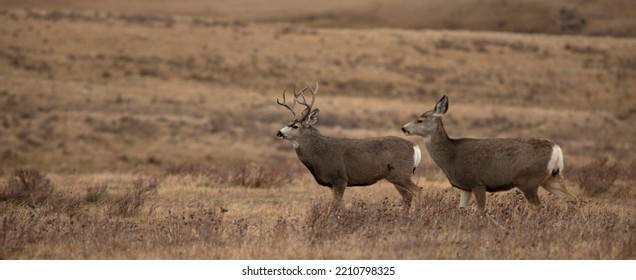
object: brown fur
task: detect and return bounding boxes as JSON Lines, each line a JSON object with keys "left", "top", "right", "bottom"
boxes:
{"left": 279, "top": 112, "right": 421, "bottom": 212}
{"left": 402, "top": 96, "right": 576, "bottom": 217}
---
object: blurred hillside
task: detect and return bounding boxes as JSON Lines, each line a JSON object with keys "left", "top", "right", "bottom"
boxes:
{"left": 1, "top": 1, "right": 635, "bottom": 175}
{"left": 2, "top": 0, "right": 636, "bottom": 37}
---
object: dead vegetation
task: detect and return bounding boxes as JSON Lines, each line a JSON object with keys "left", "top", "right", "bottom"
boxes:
{"left": 108, "top": 177, "right": 160, "bottom": 217}
{"left": 569, "top": 158, "right": 634, "bottom": 198}
{"left": 1, "top": 168, "right": 54, "bottom": 207}
{"left": 1, "top": 175, "right": 634, "bottom": 259}
{"left": 164, "top": 161, "right": 298, "bottom": 188}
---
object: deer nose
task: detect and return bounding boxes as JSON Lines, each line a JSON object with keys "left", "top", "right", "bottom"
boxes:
{"left": 401, "top": 127, "right": 409, "bottom": 133}
{"left": 276, "top": 131, "right": 284, "bottom": 138}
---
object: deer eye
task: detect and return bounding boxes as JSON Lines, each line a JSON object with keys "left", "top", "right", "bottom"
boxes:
{"left": 416, "top": 119, "right": 423, "bottom": 123}
{"left": 291, "top": 125, "right": 299, "bottom": 129}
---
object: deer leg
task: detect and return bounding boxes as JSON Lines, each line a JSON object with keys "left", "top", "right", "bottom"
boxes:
{"left": 392, "top": 181, "right": 420, "bottom": 214}
{"left": 459, "top": 189, "right": 472, "bottom": 209}
{"left": 323, "top": 184, "right": 345, "bottom": 218}
{"left": 517, "top": 174, "right": 550, "bottom": 216}
{"left": 393, "top": 186, "right": 412, "bottom": 214}
{"left": 541, "top": 176, "right": 577, "bottom": 203}
{"left": 541, "top": 176, "right": 586, "bottom": 221}
{"left": 330, "top": 183, "right": 346, "bottom": 206}
{"left": 472, "top": 185, "right": 487, "bottom": 214}
{"left": 388, "top": 175, "right": 420, "bottom": 214}
{"left": 473, "top": 185, "right": 504, "bottom": 228}
{"left": 520, "top": 186, "right": 541, "bottom": 210}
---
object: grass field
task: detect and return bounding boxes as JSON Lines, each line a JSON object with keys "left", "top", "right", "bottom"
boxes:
{"left": 1, "top": 1, "right": 635, "bottom": 259}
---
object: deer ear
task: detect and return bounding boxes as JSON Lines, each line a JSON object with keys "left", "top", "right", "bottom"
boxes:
{"left": 433, "top": 95, "right": 448, "bottom": 117}
{"left": 304, "top": 108, "right": 319, "bottom": 126}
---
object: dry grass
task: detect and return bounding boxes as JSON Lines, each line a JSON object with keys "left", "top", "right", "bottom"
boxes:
{"left": 164, "top": 161, "right": 298, "bottom": 189}
{"left": 571, "top": 158, "right": 620, "bottom": 197}
{"left": 1, "top": 168, "right": 54, "bottom": 207}
{"left": 1, "top": 172, "right": 634, "bottom": 259}
{"left": 108, "top": 177, "right": 160, "bottom": 217}
{"left": 84, "top": 183, "right": 108, "bottom": 203}
{"left": 0, "top": 1, "right": 634, "bottom": 259}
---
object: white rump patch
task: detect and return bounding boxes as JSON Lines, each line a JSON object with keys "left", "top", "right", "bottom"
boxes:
{"left": 547, "top": 145, "right": 564, "bottom": 175}
{"left": 413, "top": 145, "right": 422, "bottom": 170}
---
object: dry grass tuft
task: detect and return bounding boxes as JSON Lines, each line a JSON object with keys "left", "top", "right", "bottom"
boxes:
{"left": 109, "top": 177, "right": 160, "bottom": 217}
{"left": 84, "top": 183, "right": 109, "bottom": 203}
{"left": 155, "top": 207, "right": 226, "bottom": 246}
{"left": 572, "top": 158, "right": 620, "bottom": 197}
{"left": 230, "top": 163, "right": 294, "bottom": 188}
{"left": 1, "top": 168, "right": 54, "bottom": 207}
{"left": 306, "top": 198, "right": 405, "bottom": 242}
{"left": 164, "top": 161, "right": 295, "bottom": 188}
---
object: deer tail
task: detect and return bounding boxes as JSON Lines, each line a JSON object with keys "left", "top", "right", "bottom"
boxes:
{"left": 548, "top": 145, "right": 564, "bottom": 177}
{"left": 413, "top": 144, "right": 422, "bottom": 174}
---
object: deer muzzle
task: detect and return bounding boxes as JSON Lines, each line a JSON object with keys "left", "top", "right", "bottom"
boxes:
{"left": 401, "top": 126, "right": 411, "bottom": 135}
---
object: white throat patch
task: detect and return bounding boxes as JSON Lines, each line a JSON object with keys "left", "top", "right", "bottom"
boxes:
{"left": 291, "top": 140, "right": 300, "bottom": 149}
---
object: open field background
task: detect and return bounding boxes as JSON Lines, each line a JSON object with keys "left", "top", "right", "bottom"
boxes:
{"left": 1, "top": 1, "right": 635, "bottom": 259}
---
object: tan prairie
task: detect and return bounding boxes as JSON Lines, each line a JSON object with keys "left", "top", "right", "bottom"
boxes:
{"left": 0, "top": 1, "right": 635, "bottom": 259}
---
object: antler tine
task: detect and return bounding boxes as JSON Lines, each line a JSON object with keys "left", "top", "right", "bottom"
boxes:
{"left": 276, "top": 87, "right": 297, "bottom": 118}
{"left": 295, "top": 81, "right": 319, "bottom": 121}
{"left": 297, "top": 82, "right": 318, "bottom": 107}
{"left": 293, "top": 83, "right": 311, "bottom": 99}
{"left": 306, "top": 81, "right": 318, "bottom": 108}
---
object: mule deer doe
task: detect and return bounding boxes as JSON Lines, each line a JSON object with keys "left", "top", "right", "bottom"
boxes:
{"left": 276, "top": 82, "right": 422, "bottom": 212}
{"left": 402, "top": 96, "right": 577, "bottom": 224}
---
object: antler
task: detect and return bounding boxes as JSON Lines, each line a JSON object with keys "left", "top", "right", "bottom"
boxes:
{"left": 296, "top": 82, "right": 318, "bottom": 122}
{"left": 277, "top": 87, "right": 297, "bottom": 119}
{"left": 277, "top": 83, "right": 314, "bottom": 121}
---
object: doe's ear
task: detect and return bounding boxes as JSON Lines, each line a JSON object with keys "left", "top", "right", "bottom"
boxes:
{"left": 433, "top": 95, "right": 449, "bottom": 117}
{"left": 303, "top": 108, "right": 320, "bottom": 126}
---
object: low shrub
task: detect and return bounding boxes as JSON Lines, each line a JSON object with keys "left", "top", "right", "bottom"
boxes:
{"left": 0, "top": 168, "right": 54, "bottom": 207}
{"left": 84, "top": 183, "right": 109, "bottom": 203}
{"left": 164, "top": 161, "right": 295, "bottom": 188}
{"left": 572, "top": 157, "right": 620, "bottom": 197}
{"left": 109, "top": 177, "right": 160, "bottom": 217}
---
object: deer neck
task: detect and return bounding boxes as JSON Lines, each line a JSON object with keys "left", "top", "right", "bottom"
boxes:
{"left": 294, "top": 128, "right": 330, "bottom": 171}
{"left": 424, "top": 120, "right": 456, "bottom": 167}
{"left": 295, "top": 127, "right": 327, "bottom": 153}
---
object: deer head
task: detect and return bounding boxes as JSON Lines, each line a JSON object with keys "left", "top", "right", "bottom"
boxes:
{"left": 401, "top": 95, "right": 448, "bottom": 141}
{"left": 276, "top": 82, "right": 319, "bottom": 146}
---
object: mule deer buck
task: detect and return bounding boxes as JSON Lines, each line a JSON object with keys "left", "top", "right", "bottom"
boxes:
{"left": 402, "top": 96, "right": 576, "bottom": 224}
{"left": 276, "top": 82, "right": 422, "bottom": 212}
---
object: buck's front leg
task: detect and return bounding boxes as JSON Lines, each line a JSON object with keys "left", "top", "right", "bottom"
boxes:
{"left": 330, "top": 183, "right": 346, "bottom": 205}
{"left": 326, "top": 169, "right": 347, "bottom": 207}
{"left": 324, "top": 183, "right": 346, "bottom": 218}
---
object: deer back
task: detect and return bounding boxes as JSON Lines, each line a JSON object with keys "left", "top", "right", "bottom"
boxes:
{"left": 434, "top": 138, "right": 555, "bottom": 190}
